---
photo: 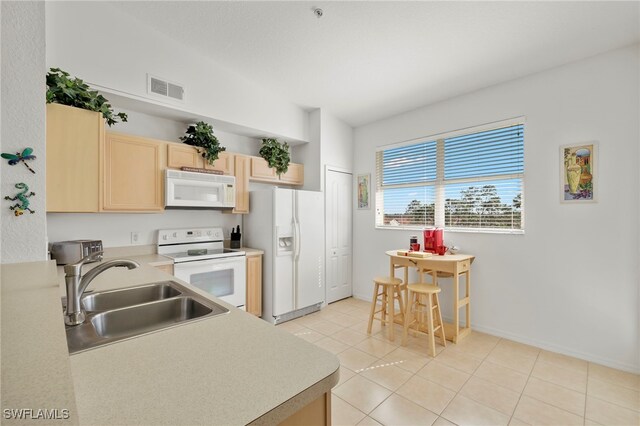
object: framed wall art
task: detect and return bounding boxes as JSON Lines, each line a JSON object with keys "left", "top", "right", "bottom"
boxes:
{"left": 357, "top": 173, "right": 370, "bottom": 209}
{"left": 560, "top": 142, "right": 597, "bottom": 203}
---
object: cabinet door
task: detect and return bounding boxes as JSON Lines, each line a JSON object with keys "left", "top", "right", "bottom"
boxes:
{"left": 246, "top": 255, "right": 262, "bottom": 317}
{"left": 279, "top": 163, "right": 304, "bottom": 185}
{"left": 167, "top": 144, "right": 204, "bottom": 169}
{"left": 250, "top": 156, "right": 277, "bottom": 181}
{"left": 46, "top": 103, "right": 103, "bottom": 212}
{"left": 204, "top": 151, "right": 234, "bottom": 174}
{"left": 103, "top": 132, "right": 166, "bottom": 211}
{"left": 233, "top": 155, "right": 250, "bottom": 214}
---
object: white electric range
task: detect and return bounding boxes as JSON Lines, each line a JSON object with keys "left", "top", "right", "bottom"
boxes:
{"left": 158, "top": 227, "right": 246, "bottom": 310}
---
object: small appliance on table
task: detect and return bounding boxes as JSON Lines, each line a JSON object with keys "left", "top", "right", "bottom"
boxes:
{"left": 157, "top": 227, "right": 246, "bottom": 310}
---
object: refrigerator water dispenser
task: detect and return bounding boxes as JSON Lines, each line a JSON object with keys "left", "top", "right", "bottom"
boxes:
{"left": 277, "top": 236, "right": 293, "bottom": 254}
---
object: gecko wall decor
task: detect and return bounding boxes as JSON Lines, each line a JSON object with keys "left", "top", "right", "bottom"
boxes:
{"left": 4, "top": 183, "right": 36, "bottom": 216}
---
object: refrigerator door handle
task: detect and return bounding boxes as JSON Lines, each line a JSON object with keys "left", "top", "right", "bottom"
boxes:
{"left": 293, "top": 219, "right": 301, "bottom": 261}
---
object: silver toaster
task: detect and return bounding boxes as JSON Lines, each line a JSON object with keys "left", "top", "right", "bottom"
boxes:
{"left": 50, "top": 240, "right": 103, "bottom": 265}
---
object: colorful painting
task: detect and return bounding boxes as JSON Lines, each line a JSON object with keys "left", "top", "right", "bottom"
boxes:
{"left": 561, "top": 143, "right": 597, "bottom": 202}
{"left": 357, "top": 174, "right": 370, "bottom": 209}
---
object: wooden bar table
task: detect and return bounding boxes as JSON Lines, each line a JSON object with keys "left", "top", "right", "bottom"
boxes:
{"left": 385, "top": 250, "right": 475, "bottom": 343}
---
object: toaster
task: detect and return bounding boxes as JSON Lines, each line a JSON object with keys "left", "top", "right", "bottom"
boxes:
{"left": 50, "top": 240, "right": 103, "bottom": 265}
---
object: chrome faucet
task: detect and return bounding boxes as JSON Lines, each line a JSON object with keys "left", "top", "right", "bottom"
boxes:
{"left": 64, "top": 252, "right": 140, "bottom": 326}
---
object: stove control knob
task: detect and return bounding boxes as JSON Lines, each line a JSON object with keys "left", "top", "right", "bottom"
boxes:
{"left": 196, "top": 231, "right": 202, "bottom": 237}
{"left": 207, "top": 230, "right": 212, "bottom": 236}
{"left": 172, "top": 232, "right": 178, "bottom": 238}
{"left": 162, "top": 235, "right": 168, "bottom": 240}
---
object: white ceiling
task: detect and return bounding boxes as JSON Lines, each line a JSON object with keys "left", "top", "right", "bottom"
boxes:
{"left": 113, "top": 1, "right": 639, "bottom": 128}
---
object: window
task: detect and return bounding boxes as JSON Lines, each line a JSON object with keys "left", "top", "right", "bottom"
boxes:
{"left": 375, "top": 120, "right": 524, "bottom": 233}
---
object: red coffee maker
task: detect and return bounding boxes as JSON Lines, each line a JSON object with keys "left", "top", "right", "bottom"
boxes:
{"left": 423, "top": 228, "right": 444, "bottom": 254}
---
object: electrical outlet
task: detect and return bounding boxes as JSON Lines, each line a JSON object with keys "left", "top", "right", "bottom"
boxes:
{"left": 131, "top": 231, "right": 141, "bottom": 245}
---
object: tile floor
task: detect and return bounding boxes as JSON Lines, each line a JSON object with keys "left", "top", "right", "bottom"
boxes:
{"left": 276, "top": 297, "right": 640, "bottom": 426}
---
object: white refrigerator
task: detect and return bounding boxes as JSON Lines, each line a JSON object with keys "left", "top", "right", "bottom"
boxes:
{"left": 244, "top": 187, "right": 325, "bottom": 324}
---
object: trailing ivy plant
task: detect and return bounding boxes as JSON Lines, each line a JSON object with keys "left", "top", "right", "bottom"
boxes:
{"left": 46, "top": 68, "right": 128, "bottom": 126}
{"left": 180, "top": 121, "right": 226, "bottom": 165}
{"left": 259, "top": 138, "right": 290, "bottom": 176}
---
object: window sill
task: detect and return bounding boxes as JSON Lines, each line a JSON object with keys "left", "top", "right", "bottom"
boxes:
{"left": 375, "top": 225, "right": 524, "bottom": 235}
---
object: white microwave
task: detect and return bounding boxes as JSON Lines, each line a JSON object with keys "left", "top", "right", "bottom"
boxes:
{"left": 165, "top": 170, "right": 235, "bottom": 209}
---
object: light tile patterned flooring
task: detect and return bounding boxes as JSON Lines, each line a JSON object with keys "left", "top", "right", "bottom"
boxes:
{"left": 276, "top": 297, "right": 640, "bottom": 426}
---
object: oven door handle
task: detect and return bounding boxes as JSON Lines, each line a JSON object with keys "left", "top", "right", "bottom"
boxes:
{"left": 174, "top": 258, "right": 243, "bottom": 271}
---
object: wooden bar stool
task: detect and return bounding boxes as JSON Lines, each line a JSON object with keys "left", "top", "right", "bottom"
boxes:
{"left": 402, "top": 283, "right": 446, "bottom": 357}
{"left": 367, "top": 276, "right": 405, "bottom": 341}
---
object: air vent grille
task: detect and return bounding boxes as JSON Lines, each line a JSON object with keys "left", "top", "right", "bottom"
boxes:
{"left": 168, "top": 83, "right": 184, "bottom": 100}
{"left": 150, "top": 78, "right": 168, "bottom": 96}
{"left": 147, "top": 74, "right": 184, "bottom": 102}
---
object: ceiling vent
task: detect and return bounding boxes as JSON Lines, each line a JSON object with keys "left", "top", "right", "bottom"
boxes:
{"left": 147, "top": 74, "right": 184, "bottom": 102}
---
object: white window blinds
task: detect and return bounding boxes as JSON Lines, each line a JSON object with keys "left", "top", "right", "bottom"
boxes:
{"left": 376, "top": 121, "right": 524, "bottom": 233}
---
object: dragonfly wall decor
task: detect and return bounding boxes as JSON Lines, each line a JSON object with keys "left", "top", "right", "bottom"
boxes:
{"left": 1, "top": 147, "right": 36, "bottom": 174}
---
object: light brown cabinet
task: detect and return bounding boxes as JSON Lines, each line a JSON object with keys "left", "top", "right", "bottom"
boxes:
{"left": 46, "top": 103, "right": 104, "bottom": 212}
{"left": 246, "top": 254, "right": 262, "bottom": 317}
{"left": 47, "top": 105, "right": 167, "bottom": 212}
{"left": 249, "top": 156, "right": 304, "bottom": 186}
{"left": 250, "top": 156, "right": 277, "bottom": 181}
{"left": 167, "top": 144, "right": 202, "bottom": 169}
{"left": 167, "top": 144, "right": 233, "bottom": 175}
{"left": 103, "top": 132, "right": 166, "bottom": 211}
{"left": 232, "top": 155, "right": 250, "bottom": 214}
{"left": 279, "top": 163, "right": 305, "bottom": 185}
{"left": 206, "top": 151, "right": 234, "bottom": 175}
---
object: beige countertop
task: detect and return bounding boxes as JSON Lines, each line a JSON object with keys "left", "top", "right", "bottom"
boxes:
{"left": 238, "top": 247, "right": 264, "bottom": 257}
{"left": 4, "top": 259, "right": 338, "bottom": 425}
{"left": 1, "top": 261, "right": 79, "bottom": 425}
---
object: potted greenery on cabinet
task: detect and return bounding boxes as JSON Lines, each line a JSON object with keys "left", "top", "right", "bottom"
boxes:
{"left": 259, "top": 138, "right": 290, "bottom": 176}
{"left": 180, "top": 121, "right": 226, "bottom": 165}
{"left": 46, "top": 68, "right": 127, "bottom": 126}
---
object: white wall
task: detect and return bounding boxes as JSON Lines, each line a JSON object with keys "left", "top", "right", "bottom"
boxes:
{"left": 45, "top": 108, "right": 265, "bottom": 248}
{"left": 321, "top": 109, "right": 354, "bottom": 176}
{"left": 111, "top": 106, "right": 264, "bottom": 157}
{"left": 1, "top": 2, "right": 47, "bottom": 264}
{"left": 296, "top": 108, "right": 354, "bottom": 191}
{"left": 47, "top": 210, "right": 240, "bottom": 248}
{"left": 45, "top": 1, "right": 309, "bottom": 143}
{"left": 353, "top": 45, "right": 640, "bottom": 372}
{"left": 295, "top": 109, "right": 322, "bottom": 191}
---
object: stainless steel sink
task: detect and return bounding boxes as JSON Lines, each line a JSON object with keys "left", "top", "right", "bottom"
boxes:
{"left": 82, "top": 282, "right": 182, "bottom": 311}
{"left": 91, "top": 297, "right": 214, "bottom": 339}
{"left": 64, "top": 280, "right": 228, "bottom": 354}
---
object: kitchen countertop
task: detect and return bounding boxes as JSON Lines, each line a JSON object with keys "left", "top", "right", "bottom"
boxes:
{"left": 238, "top": 247, "right": 264, "bottom": 257}
{"left": 1, "top": 261, "right": 79, "bottom": 425}
{"left": 3, "top": 259, "right": 338, "bottom": 425}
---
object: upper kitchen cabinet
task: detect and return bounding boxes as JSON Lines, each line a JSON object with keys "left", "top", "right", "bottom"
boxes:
{"left": 103, "top": 132, "right": 166, "bottom": 211}
{"left": 167, "top": 144, "right": 202, "bottom": 169}
{"left": 279, "top": 163, "right": 304, "bottom": 185}
{"left": 46, "top": 103, "right": 104, "bottom": 212}
{"left": 249, "top": 156, "right": 304, "bottom": 186}
{"left": 46, "top": 104, "right": 167, "bottom": 212}
{"left": 231, "top": 155, "right": 250, "bottom": 214}
{"left": 205, "top": 152, "right": 234, "bottom": 175}
{"left": 250, "top": 156, "right": 277, "bottom": 181}
{"left": 167, "top": 144, "right": 234, "bottom": 175}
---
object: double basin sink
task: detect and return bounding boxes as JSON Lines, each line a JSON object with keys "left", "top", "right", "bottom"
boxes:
{"left": 64, "top": 280, "right": 229, "bottom": 354}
